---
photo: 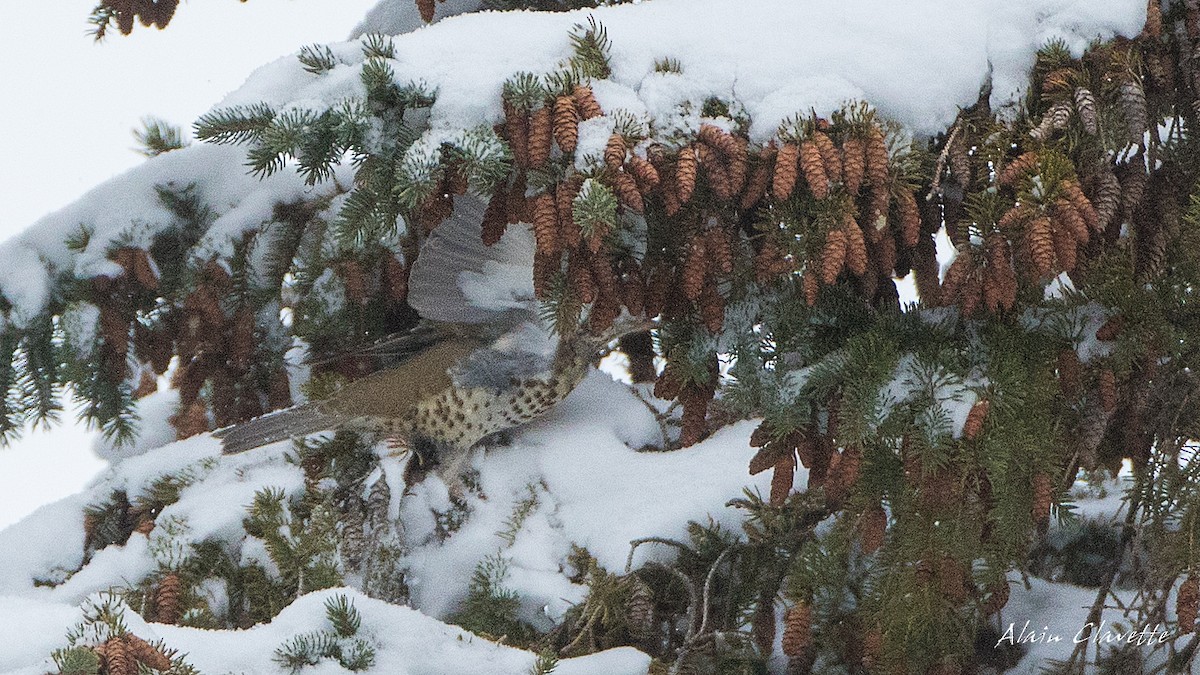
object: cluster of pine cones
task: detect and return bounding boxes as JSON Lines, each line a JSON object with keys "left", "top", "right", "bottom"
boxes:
{"left": 99, "top": 0, "right": 180, "bottom": 35}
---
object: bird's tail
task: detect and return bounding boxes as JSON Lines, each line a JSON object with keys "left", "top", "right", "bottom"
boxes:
{"left": 214, "top": 404, "right": 340, "bottom": 454}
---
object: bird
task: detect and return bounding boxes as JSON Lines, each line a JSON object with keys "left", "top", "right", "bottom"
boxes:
{"left": 215, "top": 194, "right": 651, "bottom": 489}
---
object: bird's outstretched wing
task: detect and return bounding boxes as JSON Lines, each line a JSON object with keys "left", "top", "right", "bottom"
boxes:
{"left": 407, "top": 194, "right": 537, "bottom": 326}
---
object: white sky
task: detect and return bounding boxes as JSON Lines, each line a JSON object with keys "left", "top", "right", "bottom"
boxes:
{"left": 0, "top": 0, "right": 377, "bottom": 529}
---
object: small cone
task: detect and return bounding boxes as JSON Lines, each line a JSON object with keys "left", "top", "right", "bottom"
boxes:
{"left": 604, "top": 133, "right": 627, "bottom": 169}
{"left": 799, "top": 140, "right": 830, "bottom": 199}
{"left": 1098, "top": 368, "right": 1118, "bottom": 413}
{"left": 1096, "top": 315, "right": 1124, "bottom": 341}
{"left": 531, "top": 193, "right": 559, "bottom": 255}
{"left": 528, "top": 106, "right": 553, "bottom": 167}
{"left": 773, "top": 143, "right": 800, "bottom": 201}
{"left": 781, "top": 603, "right": 813, "bottom": 657}
{"left": 770, "top": 452, "right": 796, "bottom": 506}
{"left": 628, "top": 155, "right": 660, "bottom": 192}
{"left": 843, "top": 215, "right": 868, "bottom": 277}
{"left": 1025, "top": 216, "right": 1056, "bottom": 279}
{"left": 741, "top": 145, "right": 774, "bottom": 209}
{"left": 676, "top": 146, "right": 698, "bottom": 204}
{"left": 123, "top": 634, "right": 172, "bottom": 671}
{"left": 156, "top": 572, "right": 182, "bottom": 625}
{"left": 821, "top": 230, "right": 847, "bottom": 285}
{"left": 681, "top": 236, "right": 708, "bottom": 301}
{"left": 810, "top": 131, "right": 842, "bottom": 185}
{"left": 572, "top": 85, "right": 603, "bottom": 120}
{"left": 612, "top": 171, "right": 644, "bottom": 213}
{"left": 963, "top": 399, "right": 989, "bottom": 440}
{"left": 842, "top": 136, "right": 866, "bottom": 196}
{"left": 864, "top": 125, "right": 890, "bottom": 190}
{"left": 860, "top": 503, "right": 887, "bottom": 554}
{"left": 998, "top": 151, "right": 1039, "bottom": 187}
{"left": 503, "top": 101, "right": 530, "bottom": 169}
{"left": 102, "top": 637, "right": 133, "bottom": 675}
{"left": 1178, "top": 575, "right": 1198, "bottom": 633}
{"left": 1058, "top": 349, "right": 1082, "bottom": 397}
{"left": 626, "top": 577, "right": 655, "bottom": 640}
{"left": 1031, "top": 473, "right": 1052, "bottom": 526}
{"left": 552, "top": 95, "right": 580, "bottom": 154}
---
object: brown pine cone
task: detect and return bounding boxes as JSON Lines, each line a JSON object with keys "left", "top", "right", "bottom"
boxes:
{"left": 506, "top": 174, "right": 528, "bottom": 225}
{"left": 697, "top": 144, "right": 734, "bottom": 201}
{"left": 770, "top": 452, "right": 796, "bottom": 506}
{"left": 676, "top": 146, "right": 699, "bottom": 204}
{"left": 556, "top": 176, "right": 583, "bottom": 247}
{"left": 1025, "top": 216, "right": 1056, "bottom": 279}
{"left": 503, "top": 101, "right": 531, "bottom": 169}
{"left": 963, "top": 398, "right": 989, "bottom": 440}
{"left": 998, "top": 151, "right": 1039, "bottom": 187}
{"left": 802, "top": 268, "right": 820, "bottom": 306}
{"left": 1074, "top": 87, "right": 1099, "bottom": 135}
{"left": 705, "top": 227, "right": 734, "bottom": 275}
{"left": 1119, "top": 78, "right": 1148, "bottom": 145}
{"left": 531, "top": 193, "right": 559, "bottom": 255}
{"left": 156, "top": 572, "right": 182, "bottom": 624}
{"left": 612, "top": 171, "right": 644, "bottom": 214}
{"left": 123, "top": 634, "right": 172, "bottom": 671}
{"left": 699, "top": 281, "right": 725, "bottom": 334}
{"left": 1096, "top": 315, "right": 1124, "bottom": 341}
{"left": 1178, "top": 575, "right": 1198, "bottom": 633}
{"left": 821, "top": 230, "right": 847, "bottom": 285}
{"left": 988, "top": 236, "right": 1018, "bottom": 311}
{"left": 741, "top": 144, "right": 775, "bottom": 209}
{"left": 626, "top": 576, "right": 655, "bottom": 640}
{"left": 678, "top": 383, "right": 713, "bottom": 447}
{"left": 528, "top": 105, "right": 553, "bottom": 168}
{"left": 843, "top": 215, "right": 868, "bottom": 277}
{"left": 552, "top": 95, "right": 580, "bottom": 154}
{"left": 939, "top": 253, "right": 971, "bottom": 306}
{"left": 773, "top": 143, "right": 800, "bottom": 201}
{"left": 572, "top": 85, "right": 603, "bottom": 120}
{"left": 628, "top": 155, "right": 660, "bottom": 192}
{"left": 1061, "top": 180, "right": 1101, "bottom": 233}
{"left": 997, "top": 204, "right": 1033, "bottom": 232}
{"left": 1058, "top": 349, "right": 1083, "bottom": 397}
{"left": 620, "top": 265, "right": 646, "bottom": 317}
{"left": 416, "top": 0, "right": 435, "bottom": 23}
{"left": 569, "top": 252, "right": 597, "bottom": 304}
{"left": 1051, "top": 197, "right": 1089, "bottom": 244}
{"left": 532, "top": 250, "right": 556, "bottom": 298}
{"left": 1050, "top": 220, "right": 1078, "bottom": 273}
{"left": 896, "top": 190, "right": 921, "bottom": 247}
{"left": 481, "top": 190, "right": 509, "bottom": 246}
{"left": 862, "top": 627, "right": 885, "bottom": 670}
{"left": 781, "top": 603, "right": 813, "bottom": 657}
{"left": 810, "top": 131, "right": 842, "bottom": 185}
{"left": 103, "top": 637, "right": 134, "bottom": 675}
{"left": 799, "top": 140, "right": 830, "bottom": 199}
{"left": 681, "top": 236, "right": 708, "bottom": 301}
{"left": 1092, "top": 167, "right": 1121, "bottom": 231}
{"left": 698, "top": 124, "right": 740, "bottom": 158}
{"left": 1098, "top": 368, "right": 1118, "bottom": 413}
{"left": 860, "top": 503, "right": 887, "bottom": 554}
{"left": 604, "top": 133, "right": 627, "bottom": 169}
{"left": 752, "top": 592, "right": 777, "bottom": 656}
{"left": 865, "top": 125, "right": 890, "bottom": 189}
{"left": 1031, "top": 473, "right": 1052, "bottom": 526}
{"left": 842, "top": 136, "right": 867, "bottom": 196}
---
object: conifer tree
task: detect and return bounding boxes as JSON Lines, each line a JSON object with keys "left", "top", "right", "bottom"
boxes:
{"left": 12, "top": 1, "right": 1200, "bottom": 673}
